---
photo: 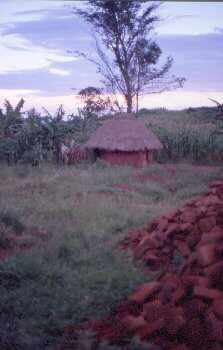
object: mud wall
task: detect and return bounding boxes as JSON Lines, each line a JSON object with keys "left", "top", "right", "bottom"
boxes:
{"left": 100, "top": 150, "right": 153, "bottom": 167}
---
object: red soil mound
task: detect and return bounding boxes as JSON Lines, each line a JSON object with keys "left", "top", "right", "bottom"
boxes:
{"left": 60, "top": 180, "right": 223, "bottom": 350}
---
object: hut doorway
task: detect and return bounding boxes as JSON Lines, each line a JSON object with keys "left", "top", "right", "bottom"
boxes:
{"left": 94, "top": 148, "right": 101, "bottom": 160}
{"left": 146, "top": 151, "right": 153, "bottom": 164}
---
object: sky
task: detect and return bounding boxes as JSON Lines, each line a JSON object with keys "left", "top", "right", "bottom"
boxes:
{"left": 0, "top": 1, "right": 223, "bottom": 113}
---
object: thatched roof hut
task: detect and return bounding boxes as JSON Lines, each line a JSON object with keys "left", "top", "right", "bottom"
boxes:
{"left": 86, "top": 117, "right": 163, "bottom": 151}
{"left": 85, "top": 114, "right": 163, "bottom": 167}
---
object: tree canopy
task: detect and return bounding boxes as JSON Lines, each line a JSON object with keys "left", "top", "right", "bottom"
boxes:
{"left": 75, "top": 0, "right": 185, "bottom": 112}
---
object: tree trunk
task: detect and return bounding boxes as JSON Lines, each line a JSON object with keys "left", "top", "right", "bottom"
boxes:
{"left": 7, "top": 154, "right": 10, "bottom": 166}
{"left": 55, "top": 142, "right": 62, "bottom": 165}
{"left": 136, "top": 92, "right": 139, "bottom": 114}
{"left": 126, "top": 94, "right": 133, "bottom": 113}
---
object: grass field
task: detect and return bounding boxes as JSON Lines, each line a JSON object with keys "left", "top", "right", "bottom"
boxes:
{"left": 0, "top": 159, "right": 223, "bottom": 349}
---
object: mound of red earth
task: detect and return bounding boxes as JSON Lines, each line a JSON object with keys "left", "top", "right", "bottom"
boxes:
{"left": 60, "top": 180, "right": 223, "bottom": 350}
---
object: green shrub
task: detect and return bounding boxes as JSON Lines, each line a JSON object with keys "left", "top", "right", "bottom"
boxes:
{"left": 0, "top": 210, "right": 25, "bottom": 234}
{"left": 0, "top": 138, "right": 19, "bottom": 164}
{"left": 0, "top": 223, "right": 12, "bottom": 249}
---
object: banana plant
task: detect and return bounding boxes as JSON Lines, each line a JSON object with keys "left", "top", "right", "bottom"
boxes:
{"left": 0, "top": 99, "right": 24, "bottom": 138}
{"left": 0, "top": 99, "right": 25, "bottom": 164}
{"left": 41, "top": 105, "right": 81, "bottom": 164}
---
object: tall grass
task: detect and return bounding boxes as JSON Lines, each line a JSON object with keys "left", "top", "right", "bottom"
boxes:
{"left": 151, "top": 123, "right": 223, "bottom": 162}
{"left": 138, "top": 107, "right": 223, "bottom": 162}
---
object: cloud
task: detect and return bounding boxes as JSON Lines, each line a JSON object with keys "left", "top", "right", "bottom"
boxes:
{"left": 158, "top": 2, "right": 223, "bottom": 35}
{"left": 0, "top": 1, "right": 72, "bottom": 25}
{"left": 0, "top": 88, "right": 41, "bottom": 97}
{"left": 14, "top": 9, "right": 54, "bottom": 16}
{"left": 0, "top": 2, "right": 83, "bottom": 76}
{"left": 0, "top": 88, "right": 42, "bottom": 109}
{"left": 49, "top": 68, "right": 71, "bottom": 76}
{"left": 0, "top": 8, "right": 91, "bottom": 52}
{"left": 1, "top": 31, "right": 223, "bottom": 98}
{"left": 140, "top": 91, "right": 223, "bottom": 110}
{"left": 1, "top": 89, "right": 223, "bottom": 115}
{"left": 215, "top": 27, "right": 223, "bottom": 34}
{"left": 0, "top": 32, "right": 77, "bottom": 74}
{"left": 0, "top": 90, "right": 79, "bottom": 114}
{"left": 13, "top": 7, "right": 76, "bottom": 21}
{"left": 0, "top": 60, "right": 99, "bottom": 97}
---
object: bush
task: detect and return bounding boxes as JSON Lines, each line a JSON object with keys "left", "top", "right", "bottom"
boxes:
{"left": 0, "top": 210, "right": 25, "bottom": 234}
{"left": 0, "top": 138, "right": 19, "bottom": 164}
{"left": 0, "top": 223, "right": 12, "bottom": 249}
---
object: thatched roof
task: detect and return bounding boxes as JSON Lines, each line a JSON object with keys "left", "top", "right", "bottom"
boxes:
{"left": 85, "top": 117, "right": 163, "bottom": 151}
{"left": 99, "top": 112, "right": 135, "bottom": 122}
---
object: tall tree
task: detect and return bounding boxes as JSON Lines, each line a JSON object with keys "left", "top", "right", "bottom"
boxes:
{"left": 74, "top": 0, "right": 185, "bottom": 113}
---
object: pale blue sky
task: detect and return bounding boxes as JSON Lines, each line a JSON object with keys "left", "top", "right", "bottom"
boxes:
{"left": 0, "top": 1, "right": 223, "bottom": 111}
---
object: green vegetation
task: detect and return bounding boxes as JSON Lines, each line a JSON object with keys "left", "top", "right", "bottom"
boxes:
{"left": 0, "top": 99, "right": 99, "bottom": 166}
{"left": 0, "top": 161, "right": 222, "bottom": 348}
{"left": 137, "top": 107, "right": 223, "bottom": 162}
{"left": 1, "top": 99, "right": 223, "bottom": 167}
{"left": 0, "top": 209, "right": 25, "bottom": 234}
{"left": 1, "top": 101, "right": 223, "bottom": 349}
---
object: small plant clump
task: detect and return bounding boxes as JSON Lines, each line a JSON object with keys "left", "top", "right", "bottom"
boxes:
{"left": 0, "top": 210, "right": 25, "bottom": 235}
{"left": 0, "top": 223, "right": 12, "bottom": 249}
